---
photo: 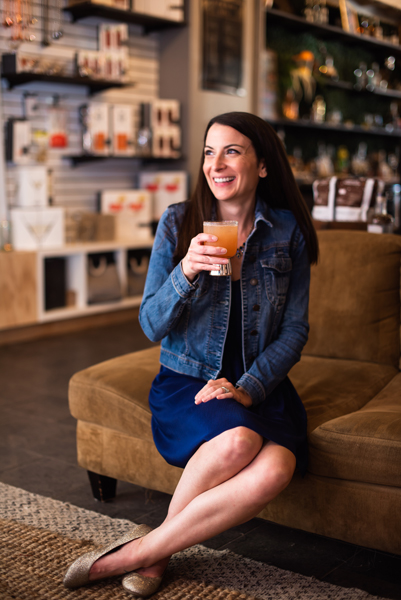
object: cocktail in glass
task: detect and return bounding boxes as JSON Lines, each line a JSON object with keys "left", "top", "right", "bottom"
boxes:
{"left": 203, "top": 221, "right": 238, "bottom": 276}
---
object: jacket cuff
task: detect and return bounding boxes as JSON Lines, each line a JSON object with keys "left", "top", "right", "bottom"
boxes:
{"left": 236, "top": 373, "right": 266, "bottom": 406}
{"left": 170, "top": 261, "right": 200, "bottom": 298}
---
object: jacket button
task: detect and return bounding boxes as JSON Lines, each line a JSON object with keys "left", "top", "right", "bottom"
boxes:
{"left": 253, "top": 304, "right": 260, "bottom": 311}
{"left": 250, "top": 329, "right": 258, "bottom": 336}
{"left": 250, "top": 278, "right": 258, "bottom": 286}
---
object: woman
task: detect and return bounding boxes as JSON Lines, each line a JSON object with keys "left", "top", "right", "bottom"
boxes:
{"left": 64, "top": 112, "right": 318, "bottom": 596}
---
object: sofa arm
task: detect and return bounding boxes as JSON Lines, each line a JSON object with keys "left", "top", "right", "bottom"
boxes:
{"left": 308, "top": 372, "right": 401, "bottom": 487}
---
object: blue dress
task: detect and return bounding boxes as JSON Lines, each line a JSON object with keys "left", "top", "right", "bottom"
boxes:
{"left": 149, "top": 280, "right": 308, "bottom": 474}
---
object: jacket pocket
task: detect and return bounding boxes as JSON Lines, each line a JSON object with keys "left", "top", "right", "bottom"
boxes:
{"left": 261, "top": 257, "right": 292, "bottom": 308}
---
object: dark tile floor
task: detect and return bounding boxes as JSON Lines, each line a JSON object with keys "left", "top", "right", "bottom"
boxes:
{"left": 1, "top": 316, "right": 400, "bottom": 599}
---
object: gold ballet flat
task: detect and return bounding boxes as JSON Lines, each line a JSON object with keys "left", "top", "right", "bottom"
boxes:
{"left": 122, "top": 571, "right": 164, "bottom": 597}
{"left": 63, "top": 524, "right": 152, "bottom": 589}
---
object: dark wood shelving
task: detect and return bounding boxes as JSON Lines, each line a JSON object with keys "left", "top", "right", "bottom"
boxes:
{"left": 63, "top": 2, "right": 186, "bottom": 32}
{"left": 317, "top": 77, "right": 401, "bottom": 99}
{"left": 266, "top": 118, "right": 401, "bottom": 138}
{"left": 65, "top": 154, "right": 183, "bottom": 167}
{"left": 2, "top": 72, "right": 129, "bottom": 94}
{"left": 265, "top": 8, "right": 401, "bottom": 57}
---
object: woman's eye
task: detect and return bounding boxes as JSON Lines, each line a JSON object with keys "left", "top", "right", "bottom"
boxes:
{"left": 204, "top": 149, "right": 213, "bottom": 156}
{"left": 227, "top": 148, "right": 238, "bottom": 155}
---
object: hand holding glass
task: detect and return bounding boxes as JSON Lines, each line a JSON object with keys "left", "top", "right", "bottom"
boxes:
{"left": 203, "top": 221, "right": 238, "bottom": 276}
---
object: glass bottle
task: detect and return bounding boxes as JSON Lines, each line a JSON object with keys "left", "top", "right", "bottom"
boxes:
{"left": 320, "top": 0, "right": 329, "bottom": 24}
{"left": 367, "top": 194, "right": 394, "bottom": 234}
{"left": 136, "top": 103, "right": 152, "bottom": 157}
{"left": 304, "top": 0, "right": 314, "bottom": 23}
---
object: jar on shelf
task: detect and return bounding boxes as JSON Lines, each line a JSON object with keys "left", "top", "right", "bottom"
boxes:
{"left": 367, "top": 194, "right": 394, "bottom": 234}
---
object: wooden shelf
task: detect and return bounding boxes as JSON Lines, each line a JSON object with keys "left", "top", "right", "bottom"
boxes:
{"left": 65, "top": 154, "right": 183, "bottom": 166}
{"left": 266, "top": 118, "right": 401, "bottom": 138}
{"left": 1, "top": 72, "right": 129, "bottom": 94}
{"left": 265, "top": 8, "right": 401, "bottom": 57}
{"left": 317, "top": 77, "right": 401, "bottom": 99}
{"left": 63, "top": 3, "right": 186, "bottom": 32}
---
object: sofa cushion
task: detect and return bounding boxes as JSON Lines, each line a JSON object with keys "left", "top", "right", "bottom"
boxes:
{"left": 289, "top": 355, "right": 398, "bottom": 433}
{"left": 69, "top": 345, "right": 160, "bottom": 441}
{"left": 308, "top": 373, "right": 401, "bottom": 487}
{"left": 304, "top": 231, "right": 401, "bottom": 368}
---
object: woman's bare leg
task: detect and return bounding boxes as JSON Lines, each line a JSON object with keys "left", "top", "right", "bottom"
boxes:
{"left": 90, "top": 436, "right": 296, "bottom": 580}
{"left": 134, "top": 426, "right": 264, "bottom": 577}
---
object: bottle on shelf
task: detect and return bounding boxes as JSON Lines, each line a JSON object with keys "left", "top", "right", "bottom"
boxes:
{"left": 304, "top": 0, "right": 314, "bottom": 23}
{"left": 354, "top": 62, "right": 368, "bottom": 90}
{"left": 372, "top": 20, "right": 383, "bottom": 41}
{"left": 351, "top": 142, "right": 369, "bottom": 177}
{"left": 336, "top": 146, "right": 350, "bottom": 174}
{"left": 367, "top": 193, "right": 394, "bottom": 234}
{"left": 387, "top": 184, "right": 401, "bottom": 230}
{"left": 136, "top": 103, "right": 152, "bottom": 157}
{"left": 319, "top": 0, "right": 329, "bottom": 24}
{"left": 311, "top": 95, "right": 326, "bottom": 122}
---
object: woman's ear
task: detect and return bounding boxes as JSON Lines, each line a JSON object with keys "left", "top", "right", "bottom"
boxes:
{"left": 259, "top": 161, "right": 267, "bottom": 178}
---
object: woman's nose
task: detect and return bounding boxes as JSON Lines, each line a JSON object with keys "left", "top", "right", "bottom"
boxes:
{"left": 211, "top": 152, "right": 225, "bottom": 169}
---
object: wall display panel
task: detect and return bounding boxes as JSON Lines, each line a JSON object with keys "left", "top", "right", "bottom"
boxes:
{"left": 201, "top": 0, "right": 244, "bottom": 95}
{"left": 0, "top": 1, "right": 160, "bottom": 220}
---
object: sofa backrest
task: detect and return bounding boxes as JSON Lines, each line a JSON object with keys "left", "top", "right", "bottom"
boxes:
{"left": 303, "top": 230, "right": 401, "bottom": 368}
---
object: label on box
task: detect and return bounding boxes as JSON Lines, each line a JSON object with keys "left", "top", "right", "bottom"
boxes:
{"left": 139, "top": 171, "right": 187, "bottom": 220}
{"left": 100, "top": 190, "right": 152, "bottom": 239}
{"left": 111, "top": 105, "right": 135, "bottom": 156}
{"left": 16, "top": 166, "right": 48, "bottom": 207}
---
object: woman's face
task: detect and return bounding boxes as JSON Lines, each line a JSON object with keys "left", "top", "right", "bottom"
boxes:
{"left": 203, "top": 124, "right": 266, "bottom": 207}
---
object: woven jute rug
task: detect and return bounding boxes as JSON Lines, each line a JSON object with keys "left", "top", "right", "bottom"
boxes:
{"left": 0, "top": 482, "right": 385, "bottom": 600}
{"left": 0, "top": 518, "right": 255, "bottom": 600}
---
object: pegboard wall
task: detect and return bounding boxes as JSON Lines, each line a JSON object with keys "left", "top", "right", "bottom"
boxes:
{"left": 0, "top": 0, "right": 175, "bottom": 217}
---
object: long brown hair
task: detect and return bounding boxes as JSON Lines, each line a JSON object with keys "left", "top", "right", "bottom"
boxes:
{"left": 174, "top": 112, "right": 318, "bottom": 264}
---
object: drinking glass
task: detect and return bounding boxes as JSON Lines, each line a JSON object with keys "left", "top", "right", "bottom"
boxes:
{"left": 203, "top": 221, "right": 238, "bottom": 276}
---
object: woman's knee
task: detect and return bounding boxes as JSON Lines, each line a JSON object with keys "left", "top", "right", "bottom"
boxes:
{"left": 219, "top": 427, "right": 263, "bottom": 465}
{"left": 251, "top": 450, "right": 296, "bottom": 502}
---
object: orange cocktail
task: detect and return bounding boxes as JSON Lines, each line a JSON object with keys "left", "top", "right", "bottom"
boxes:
{"left": 203, "top": 221, "right": 238, "bottom": 276}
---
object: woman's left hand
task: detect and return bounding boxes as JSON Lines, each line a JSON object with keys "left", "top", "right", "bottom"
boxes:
{"left": 194, "top": 378, "right": 252, "bottom": 408}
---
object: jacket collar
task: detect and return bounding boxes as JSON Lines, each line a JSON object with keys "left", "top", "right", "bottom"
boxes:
{"left": 254, "top": 195, "right": 273, "bottom": 228}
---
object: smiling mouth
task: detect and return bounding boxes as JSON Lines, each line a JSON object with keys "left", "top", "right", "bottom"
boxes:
{"left": 213, "top": 177, "right": 235, "bottom": 183}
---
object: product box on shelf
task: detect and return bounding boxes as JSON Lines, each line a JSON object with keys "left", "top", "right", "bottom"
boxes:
{"left": 16, "top": 166, "right": 48, "bottom": 207}
{"left": 10, "top": 207, "right": 65, "bottom": 250}
{"left": 99, "top": 24, "right": 128, "bottom": 51}
{"left": 139, "top": 171, "right": 187, "bottom": 220}
{"left": 80, "top": 102, "right": 111, "bottom": 155}
{"left": 133, "top": 0, "right": 184, "bottom": 21}
{"left": 99, "top": 189, "right": 152, "bottom": 240}
{"left": 151, "top": 99, "right": 180, "bottom": 127}
{"left": 76, "top": 48, "right": 128, "bottom": 81}
{"left": 110, "top": 105, "right": 136, "bottom": 156}
{"left": 5, "top": 119, "right": 32, "bottom": 164}
{"left": 152, "top": 126, "right": 181, "bottom": 158}
{"left": 127, "top": 248, "right": 151, "bottom": 297}
{"left": 312, "top": 177, "right": 377, "bottom": 222}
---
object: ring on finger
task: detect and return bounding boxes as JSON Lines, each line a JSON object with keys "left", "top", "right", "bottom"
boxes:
{"left": 221, "top": 386, "right": 230, "bottom": 394}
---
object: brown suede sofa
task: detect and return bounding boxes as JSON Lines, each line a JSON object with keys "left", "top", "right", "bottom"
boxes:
{"left": 69, "top": 230, "right": 401, "bottom": 555}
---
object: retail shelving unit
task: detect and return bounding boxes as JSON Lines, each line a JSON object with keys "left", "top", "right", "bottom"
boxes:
{"left": 63, "top": 3, "right": 187, "bottom": 31}
{"left": 36, "top": 237, "right": 153, "bottom": 323}
{"left": 263, "top": 6, "right": 401, "bottom": 188}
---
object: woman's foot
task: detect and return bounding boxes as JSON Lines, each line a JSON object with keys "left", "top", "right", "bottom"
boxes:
{"left": 63, "top": 524, "right": 152, "bottom": 589}
{"left": 135, "top": 556, "right": 170, "bottom": 578}
{"left": 89, "top": 536, "right": 145, "bottom": 581}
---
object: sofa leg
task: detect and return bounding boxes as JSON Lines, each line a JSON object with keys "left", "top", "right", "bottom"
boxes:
{"left": 87, "top": 470, "right": 117, "bottom": 502}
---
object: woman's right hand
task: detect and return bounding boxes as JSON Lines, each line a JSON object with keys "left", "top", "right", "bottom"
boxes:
{"left": 181, "top": 234, "right": 229, "bottom": 282}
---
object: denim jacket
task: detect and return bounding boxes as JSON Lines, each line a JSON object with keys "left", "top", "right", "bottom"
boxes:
{"left": 139, "top": 197, "right": 310, "bottom": 406}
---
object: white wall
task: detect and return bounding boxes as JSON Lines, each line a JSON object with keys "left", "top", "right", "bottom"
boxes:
{"left": 186, "top": 0, "right": 259, "bottom": 190}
